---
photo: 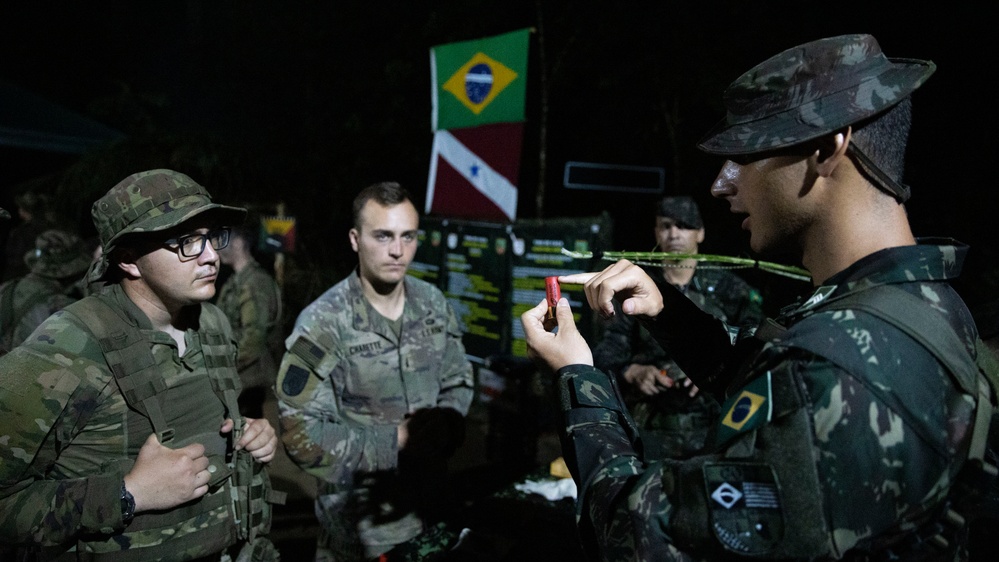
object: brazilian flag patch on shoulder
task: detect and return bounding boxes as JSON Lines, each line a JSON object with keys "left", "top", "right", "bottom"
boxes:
{"left": 715, "top": 371, "right": 772, "bottom": 447}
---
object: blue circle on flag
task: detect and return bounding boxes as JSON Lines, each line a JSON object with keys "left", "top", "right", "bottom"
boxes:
{"left": 731, "top": 396, "right": 753, "bottom": 423}
{"left": 465, "top": 63, "right": 494, "bottom": 104}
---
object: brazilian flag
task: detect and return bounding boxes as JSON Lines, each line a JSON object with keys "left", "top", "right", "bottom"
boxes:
{"left": 715, "top": 372, "right": 773, "bottom": 447}
{"left": 431, "top": 28, "right": 530, "bottom": 131}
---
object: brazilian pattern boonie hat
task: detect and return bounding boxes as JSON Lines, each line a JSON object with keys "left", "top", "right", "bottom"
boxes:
{"left": 89, "top": 169, "right": 246, "bottom": 281}
{"left": 698, "top": 34, "right": 935, "bottom": 155}
{"left": 657, "top": 196, "right": 703, "bottom": 230}
{"left": 25, "top": 229, "right": 93, "bottom": 279}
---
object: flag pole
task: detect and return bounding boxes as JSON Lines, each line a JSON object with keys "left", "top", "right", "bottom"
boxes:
{"left": 532, "top": 12, "right": 546, "bottom": 218}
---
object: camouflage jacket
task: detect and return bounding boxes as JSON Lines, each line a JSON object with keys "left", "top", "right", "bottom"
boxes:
{"left": 216, "top": 260, "right": 283, "bottom": 388}
{"left": 0, "top": 283, "right": 250, "bottom": 560}
{"left": 276, "top": 271, "right": 474, "bottom": 558}
{"left": 0, "top": 273, "right": 80, "bottom": 353}
{"left": 556, "top": 241, "right": 980, "bottom": 560}
{"left": 591, "top": 266, "right": 763, "bottom": 457}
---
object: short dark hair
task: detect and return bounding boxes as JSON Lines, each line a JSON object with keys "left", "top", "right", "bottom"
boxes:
{"left": 352, "top": 182, "right": 412, "bottom": 229}
{"left": 850, "top": 97, "right": 912, "bottom": 185}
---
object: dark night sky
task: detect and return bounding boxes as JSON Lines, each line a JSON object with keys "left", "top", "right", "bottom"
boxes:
{"left": 2, "top": 2, "right": 997, "bottom": 320}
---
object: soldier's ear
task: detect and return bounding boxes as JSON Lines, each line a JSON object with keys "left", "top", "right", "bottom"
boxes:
{"left": 349, "top": 228, "right": 360, "bottom": 253}
{"left": 814, "top": 127, "right": 851, "bottom": 178}
{"left": 115, "top": 248, "right": 141, "bottom": 279}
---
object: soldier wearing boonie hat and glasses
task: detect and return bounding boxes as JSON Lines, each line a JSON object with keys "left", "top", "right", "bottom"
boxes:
{"left": 523, "top": 34, "right": 994, "bottom": 560}
{"left": 1, "top": 169, "right": 282, "bottom": 560}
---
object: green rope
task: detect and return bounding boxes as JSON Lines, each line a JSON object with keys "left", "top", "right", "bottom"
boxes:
{"left": 560, "top": 248, "right": 811, "bottom": 282}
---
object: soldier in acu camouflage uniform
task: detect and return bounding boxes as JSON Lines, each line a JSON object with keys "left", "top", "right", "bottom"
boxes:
{"left": 0, "top": 229, "right": 92, "bottom": 354}
{"left": 593, "top": 196, "right": 763, "bottom": 458}
{"left": 217, "top": 224, "right": 284, "bottom": 418}
{"left": 523, "top": 34, "right": 994, "bottom": 560}
{"left": 0, "top": 169, "right": 281, "bottom": 561}
{"left": 276, "top": 182, "right": 474, "bottom": 562}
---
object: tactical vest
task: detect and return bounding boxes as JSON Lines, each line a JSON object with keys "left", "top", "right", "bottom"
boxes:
{"left": 728, "top": 284, "right": 999, "bottom": 560}
{"left": 46, "top": 293, "right": 280, "bottom": 561}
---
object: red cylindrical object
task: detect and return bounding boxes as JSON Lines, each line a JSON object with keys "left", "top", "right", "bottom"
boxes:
{"left": 545, "top": 276, "right": 561, "bottom": 307}
{"left": 544, "top": 276, "right": 560, "bottom": 330}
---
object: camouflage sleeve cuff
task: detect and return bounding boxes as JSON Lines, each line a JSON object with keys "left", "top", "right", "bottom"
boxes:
{"left": 556, "top": 365, "right": 627, "bottom": 415}
{"left": 81, "top": 471, "right": 126, "bottom": 534}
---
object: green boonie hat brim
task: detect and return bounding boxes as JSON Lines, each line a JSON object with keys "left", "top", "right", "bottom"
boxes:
{"left": 89, "top": 169, "right": 246, "bottom": 282}
{"left": 698, "top": 34, "right": 936, "bottom": 156}
{"left": 102, "top": 195, "right": 245, "bottom": 251}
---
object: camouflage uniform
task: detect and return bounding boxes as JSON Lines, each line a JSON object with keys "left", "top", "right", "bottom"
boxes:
{"left": 216, "top": 259, "right": 283, "bottom": 393}
{"left": 276, "top": 271, "right": 474, "bottom": 561}
{"left": 592, "top": 266, "right": 763, "bottom": 458}
{"left": 557, "top": 242, "right": 980, "bottom": 560}
{"left": 0, "top": 230, "right": 92, "bottom": 354}
{"left": 551, "top": 35, "right": 987, "bottom": 560}
{"left": 0, "top": 170, "right": 277, "bottom": 560}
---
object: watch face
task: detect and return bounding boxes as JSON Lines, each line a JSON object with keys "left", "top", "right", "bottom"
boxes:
{"left": 121, "top": 485, "right": 135, "bottom": 523}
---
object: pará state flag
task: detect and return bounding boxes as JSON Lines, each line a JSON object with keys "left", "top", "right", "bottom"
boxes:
{"left": 431, "top": 28, "right": 530, "bottom": 131}
{"left": 426, "top": 122, "right": 523, "bottom": 221}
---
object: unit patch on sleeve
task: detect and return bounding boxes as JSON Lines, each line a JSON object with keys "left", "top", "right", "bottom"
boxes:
{"left": 704, "top": 462, "right": 784, "bottom": 555}
{"left": 715, "top": 371, "right": 773, "bottom": 447}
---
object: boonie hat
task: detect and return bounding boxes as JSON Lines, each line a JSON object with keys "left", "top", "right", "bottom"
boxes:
{"left": 24, "top": 229, "right": 93, "bottom": 279}
{"left": 698, "top": 34, "right": 935, "bottom": 156}
{"left": 89, "top": 169, "right": 246, "bottom": 281}
{"left": 657, "top": 196, "right": 703, "bottom": 230}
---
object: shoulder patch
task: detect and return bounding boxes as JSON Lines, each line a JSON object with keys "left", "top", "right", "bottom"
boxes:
{"left": 290, "top": 335, "right": 327, "bottom": 371}
{"left": 704, "top": 462, "right": 784, "bottom": 555}
{"left": 715, "top": 371, "right": 772, "bottom": 448}
{"left": 281, "top": 364, "right": 310, "bottom": 397}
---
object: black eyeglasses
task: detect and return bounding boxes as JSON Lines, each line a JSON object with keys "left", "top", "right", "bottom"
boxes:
{"left": 164, "top": 228, "right": 230, "bottom": 259}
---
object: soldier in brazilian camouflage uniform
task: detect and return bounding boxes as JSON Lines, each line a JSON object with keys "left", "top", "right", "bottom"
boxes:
{"left": 217, "top": 225, "right": 284, "bottom": 418}
{"left": 593, "top": 196, "right": 763, "bottom": 458}
{"left": 0, "top": 169, "right": 281, "bottom": 561}
{"left": 0, "top": 229, "right": 92, "bottom": 354}
{"left": 276, "top": 182, "right": 474, "bottom": 561}
{"left": 523, "top": 35, "right": 993, "bottom": 560}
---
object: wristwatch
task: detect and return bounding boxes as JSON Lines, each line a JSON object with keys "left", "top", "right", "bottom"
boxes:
{"left": 120, "top": 482, "right": 135, "bottom": 524}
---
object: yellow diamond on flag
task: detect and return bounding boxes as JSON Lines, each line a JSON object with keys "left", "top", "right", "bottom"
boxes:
{"left": 721, "top": 389, "right": 767, "bottom": 431}
{"left": 442, "top": 52, "right": 519, "bottom": 115}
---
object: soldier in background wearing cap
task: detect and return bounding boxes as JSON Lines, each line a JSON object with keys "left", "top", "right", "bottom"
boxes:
{"left": 0, "top": 169, "right": 281, "bottom": 560}
{"left": 592, "top": 195, "right": 763, "bottom": 459}
{"left": 523, "top": 34, "right": 994, "bottom": 560}
{"left": 0, "top": 229, "right": 93, "bottom": 354}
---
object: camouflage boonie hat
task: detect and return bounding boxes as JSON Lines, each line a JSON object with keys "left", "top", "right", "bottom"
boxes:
{"left": 24, "top": 229, "right": 93, "bottom": 279}
{"left": 698, "top": 34, "right": 935, "bottom": 155}
{"left": 657, "top": 196, "right": 703, "bottom": 229}
{"left": 89, "top": 169, "right": 246, "bottom": 281}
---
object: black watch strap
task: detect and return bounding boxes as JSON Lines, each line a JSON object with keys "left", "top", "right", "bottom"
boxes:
{"left": 120, "top": 482, "right": 135, "bottom": 524}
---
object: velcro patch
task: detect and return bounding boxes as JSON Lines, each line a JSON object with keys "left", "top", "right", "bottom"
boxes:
{"left": 290, "top": 335, "right": 326, "bottom": 371}
{"left": 281, "top": 364, "right": 310, "bottom": 397}
{"left": 704, "top": 462, "right": 784, "bottom": 555}
{"left": 715, "top": 371, "right": 772, "bottom": 448}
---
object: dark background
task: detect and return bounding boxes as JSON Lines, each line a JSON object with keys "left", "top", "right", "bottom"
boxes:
{"left": 2, "top": 1, "right": 996, "bottom": 326}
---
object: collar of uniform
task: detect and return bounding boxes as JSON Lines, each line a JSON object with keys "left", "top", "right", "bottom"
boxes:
{"left": 346, "top": 270, "right": 435, "bottom": 341}
{"left": 787, "top": 239, "right": 967, "bottom": 318}
{"left": 106, "top": 282, "right": 198, "bottom": 348}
